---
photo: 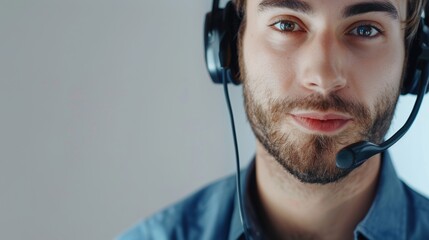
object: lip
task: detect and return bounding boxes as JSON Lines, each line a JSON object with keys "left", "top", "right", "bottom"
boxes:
{"left": 290, "top": 112, "right": 352, "bottom": 134}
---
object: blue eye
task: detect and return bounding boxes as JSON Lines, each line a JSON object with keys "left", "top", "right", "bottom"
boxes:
{"left": 271, "top": 20, "right": 303, "bottom": 32}
{"left": 349, "top": 25, "right": 381, "bottom": 38}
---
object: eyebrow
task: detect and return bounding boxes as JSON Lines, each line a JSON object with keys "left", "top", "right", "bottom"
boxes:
{"left": 258, "top": 0, "right": 398, "bottom": 20}
{"left": 343, "top": 1, "right": 398, "bottom": 19}
{"left": 258, "top": 0, "right": 312, "bottom": 14}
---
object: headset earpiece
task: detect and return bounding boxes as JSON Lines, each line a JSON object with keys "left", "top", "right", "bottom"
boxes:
{"left": 402, "top": 8, "right": 429, "bottom": 95}
{"left": 204, "top": 1, "right": 241, "bottom": 84}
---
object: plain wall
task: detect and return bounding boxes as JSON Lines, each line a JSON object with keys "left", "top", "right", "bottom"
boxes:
{"left": 0, "top": 1, "right": 427, "bottom": 239}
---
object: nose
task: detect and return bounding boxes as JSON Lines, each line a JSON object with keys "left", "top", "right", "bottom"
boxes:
{"left": 297, "top": 32, "right": 347, "bottom": 95}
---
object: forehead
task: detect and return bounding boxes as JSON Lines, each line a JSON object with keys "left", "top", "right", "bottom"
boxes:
{"left": 246, "top": 0, "right": 407, "bottom": 21}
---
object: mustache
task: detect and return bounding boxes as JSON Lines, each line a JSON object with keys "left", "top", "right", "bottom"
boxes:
{"left": 269, "top": 93, "right": 371, "bottom": 119}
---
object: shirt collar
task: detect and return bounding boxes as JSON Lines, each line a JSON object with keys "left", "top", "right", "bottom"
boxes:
{"left": 228, "top": 152, "right": 408, "bottom": 240}
{"left": 355, "top": 152, "right": 407, "bottom": 240}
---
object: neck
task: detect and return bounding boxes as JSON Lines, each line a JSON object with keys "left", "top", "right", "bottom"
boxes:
{"left": 255, "top": 141, "right": 380, "bottom": 240}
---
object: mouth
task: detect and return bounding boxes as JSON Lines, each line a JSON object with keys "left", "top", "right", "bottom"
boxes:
{"left": 290, "top": 112, "right": 352, "bottom": 134}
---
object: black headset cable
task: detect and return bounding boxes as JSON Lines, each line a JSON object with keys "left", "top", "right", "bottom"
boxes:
{"left": 222, "top": 69, "right": 251, "bottom": 239}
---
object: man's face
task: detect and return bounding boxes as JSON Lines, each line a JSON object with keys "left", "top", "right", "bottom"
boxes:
{"left": 240, "top": 0, "right": 407, "bottom": 184}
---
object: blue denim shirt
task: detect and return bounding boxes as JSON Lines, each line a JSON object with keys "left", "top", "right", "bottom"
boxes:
{"left": 118, "top": 153, "right": 429, "bottom": 240}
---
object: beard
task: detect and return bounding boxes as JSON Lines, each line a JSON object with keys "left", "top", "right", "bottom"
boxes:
{"left": 242, "top": 79, "right": 399, "bottom": 185}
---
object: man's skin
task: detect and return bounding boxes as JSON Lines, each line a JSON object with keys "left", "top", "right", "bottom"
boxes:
{"left": 239, "top": 0, "right": 407, "bottom": 239}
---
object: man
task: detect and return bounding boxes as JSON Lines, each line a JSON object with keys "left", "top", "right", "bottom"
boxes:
{"left": 119, "top": 0, "right": 429, "bottom": 239}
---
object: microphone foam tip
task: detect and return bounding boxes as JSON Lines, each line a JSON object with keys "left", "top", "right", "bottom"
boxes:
{"left": 336, "top": 149, "right": 355, "bottom": 170}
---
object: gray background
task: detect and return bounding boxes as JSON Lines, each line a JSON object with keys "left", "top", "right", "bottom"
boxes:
{"left": 0, "top": 1, "right": 428, "bottom": 239}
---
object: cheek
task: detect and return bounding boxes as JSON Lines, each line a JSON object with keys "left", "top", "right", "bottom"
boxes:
{"left": 348, "top": 44, "right": 404, "bottom": 109}
{"left": 242, "top": 32, "right": 298, "bottom": 104}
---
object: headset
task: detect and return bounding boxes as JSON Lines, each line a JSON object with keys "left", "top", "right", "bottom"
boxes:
{"left": 204, "top": 1, "right": 429, "bottom": 239}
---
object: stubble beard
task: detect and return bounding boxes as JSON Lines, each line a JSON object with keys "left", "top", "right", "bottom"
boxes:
{"left": 241, "top": 71, "right": 399, "bottom": 185}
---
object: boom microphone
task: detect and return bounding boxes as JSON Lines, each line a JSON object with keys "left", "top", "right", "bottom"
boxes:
{"left": 336, "top": 67, "right": 429, "bottom": 170}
